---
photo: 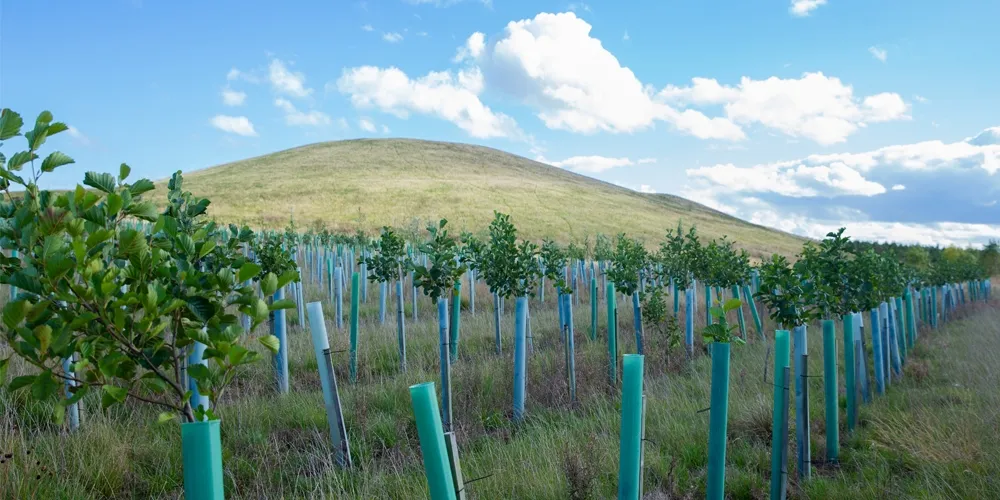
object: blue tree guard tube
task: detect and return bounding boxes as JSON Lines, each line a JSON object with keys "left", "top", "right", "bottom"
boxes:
{"left": 792, "top": 325, "right": 810, "bottom": 479}
{"left": 469, "top": 270, "right": 476, "bottom": 316}
{"left": 272, "top": 288, "right": 289, "bottom": 395}
{"left": 450, "top": 282, "right": 461, "bottom": 363}
{"left": 379, "top": 281, "right": 388, "bottom": 324}
{"left": 438, "top": 298, "right": 452, "bottom": 431}
{"left": 770, "top": 330, "right": 791, "bottom": 500}
{"left": 617, "top": 354, "right": 645, "bottom": 499}
{"left": 306, "top": 302, "right": 352, "bottom": 467}
{"left": 685, "top": 288, "right": 694, "bottom": 358}
{"left": 877, "top": 303, "right": 890, "bottom": 385}
{"left": 673, "top": 279, "right": 680, "bottom": 316}
{"left": 350, "top": 272, "right": 360, "bottom": 383}
{"left": 360, "top": 262, "right": 368, "bottom": 303}
{"left": 62, "top": 355, "right": 80, "bottom": 431}
{"left": 493, "top": 293, "right": 503, "bottom": 354}
{"left": 894, "top": 296, "right": 906, "bottom": 363}
{"left": 731, "top": 285, "right": 747, "bottom": 340}
{"left": 843, "top": 313, "right": 856, "bottom": 432}
{"left": 704, "top": 283, "right": 713, "bottom": 326}
{"left": 411, "top": 270, "right": 418, "bottom": 321}
{"left": 296, "top": 280, "right": 306, "bottom": 329}
{"left": 590, "top": 277, "right": 598, "bottom": 342}
{"left": 513, "top": 296, "right": 529, "bottom": 422}
{"left": 707, "top": 342, "right": 732, "bottom": 500}
{"left": 886, "top": 302, "right": 902, "bottom": 376}
{"left": 931, "top": 287, "right": 938, "bottom": 329}
{"left": 181, "top": 420, "right": 225, "bottom": 500}
{"left": 396, "top": 279, "right": 407, "bottom": 372}
{"left": 607, "top": 283, "right": 618, "bottom": 386}
{"left": 188, "top": 341, "right": 210, "bottom": 417}
{"left": 870, "top": 308, "right": 885, "bottom": 396}
{"left": 743, "top": 284, "right": 764, "bottom": 340}
{"left": 853, "top": 313, "right": 870, "bottom": 404}
{"left": 409, "top": 382, "right": 458, "bottom": 500}
{"left": 904, "top": 289, "right": 916, "bottom": 349}
{"left": 566, "top": 293, "right": 577, "bottom": 403}
{"left": 821, "top": 319, "right": 839, "bottom": 462}
{"left": 558, "top": 292, "right": 567, "bottom": 343}
{"left": 632, "top": 290, "right": 644, "bottom": 355}
{"left": 334, "top": 267, "right": 344, "bottom": 330}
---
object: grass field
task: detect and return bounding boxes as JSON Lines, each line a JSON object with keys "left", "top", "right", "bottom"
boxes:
{"left": 163, "top": 139, "right": 806, "bottom": 259}
{"left": 2, "top": 276, "right": 996, "bottom": 499}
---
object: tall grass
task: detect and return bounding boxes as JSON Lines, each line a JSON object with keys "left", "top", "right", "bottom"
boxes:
{"left": 2, "top": 280, "right": 996, "bottom": 499}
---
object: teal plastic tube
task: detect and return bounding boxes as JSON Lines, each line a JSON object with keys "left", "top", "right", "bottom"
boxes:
{"left": 607, "top": 283, "right": 618, "bottom": 386}
{"left": 306, "top": 302, "right": 352, "bottom": 466}
{"left": 450, "top": 282, "right": 461, "bottom": 363}
{"left": 843, "top": 313, "right": 856, "bottom": 432}
{"left": 895, "top": 296, "right": 906, "bottom": 363}
{"left": 469, "top": 270, "right": 476, "bottom": 315}
{"left": 742, "top": 285, "right": 763, "bottom": 340}
{"left": 334, "top": 267, "right": 344, "bottom": 330}
{"left": 673, "top": 279, "right": 680, "bottom": 316}
{"left": 296, "top": 279, "right": 306, "bottom": 329}
{"left": 617, "top": 354, "right": 645, "bottom": 499}
{"left": 685, "top": 288, "right": 694, "bottom": 357}
{"left": 905, "top": 289, "right": 916, "bottom": 349}
{"left": 886, "top": 302, "right": 902, "bottom": 376}
{"left": 792, "top": 325, "right": 810, "bottom": 479}
{"left": 62, "top": 356, "right": 80, "bottom": 431}
{"left": 590, "top": 277, "right": 598, "bottom": 342}
{"left": 513, "top": 296, "right": 528, "bottom": 421}
{"left": 632, "top": 291, "right": 644, "bottom": 355}
{"left": 566, "top": 294, "right": 577, "bottom": 403}
{"left": 379, "top": 281, "right": 387, "bottom": 324}
{"left": 931, "top": 287, "right": 938, "bottom": 328}
{"left": 822, "top": 319, "right": 839, "bottom": 462}
{"left": 704, "top": 283, "right": 713, "bottom": 326}
{"left": 769, "top": 330, "right": 790, "bottom": 500}
{"left": 188, "top": 341, "right": 209, "bottom": 416}
{"left": 411, "top": 270, "right": 419, "bottom": 321}
{"left": 438, "top": 298, "right": 452, "bottom": 431}
{"left": 409, "top": 383, "right": 458, "bottom": 500}
{"left": 272, "top": 288, "right": 289, "bottom": 394}
{"left": 396, "top": 279, "right": 407, "bottom": 372}
{"left": 870, "top": 308, "right": 885, "bottom": 396}
{"left": 350, "top": 271, "right": 360, "bottom": 383}
{"left": 732, "top": 285, "right": 747, "bottom": 340}
{"left": 707, "top": 342, "right": 731, "bottom": 500}
{"left": 181, "top": 420, "right": 225, "bottom": 500}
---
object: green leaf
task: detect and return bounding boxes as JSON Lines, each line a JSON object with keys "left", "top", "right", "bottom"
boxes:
{"left": 83, "top": 171, "right": 117, "bottom": 194}
{"left": 52, "top": 404, "right": 65, "bottom": 426}
{"left": 238, "top": 262, "right": 261, "bottom": 283}
{"left": 0, "top": 108, "right": 24, "bottom": 140}
{"left": 106, "top": 192, "right": 123, "bottom": 217}
{"left": 187, "top": 363, "right": 211, "bottom": 384}
{"left": 3, "top": 300, "right": 28, "bottom": 329}
{"left": 259, "top": 334, "right": 280, "bottom": 354}
{"left": 9, "top": 375, "right": 36, "bottom": 391}
{"left": 34, "top": 324, "right": 52, "bottom": 354}
{"left": 124, "top": 200, "right": 159, "bottom": 222}
{"left": 276, "top": 269, "right": 300, "bottom": 290}
{"left": 0, "top": 357, "right": 9, "bottom": 388}
{"left": 31, "top": 370, "right": 59, "bottom": 401}
{"left": 61, "top": 385, "right": 89, "bottom": 406}
{"left": 198, "top": 239, "right": 217, "bottom": 259}
{"left": 185, "top": 297, "right": 216, "bottom": 322}
{"left": 128, "top": 178, "right": 155, "bottom": 196}
{"left": 119, "top": 163, "right": 131, "bottom": 181}
{"left": 723, "top": 298, "right": 742, "bottom": 312}
{"left": 157, "top": 412, "right": 177, "bottom": 424}
{"left": 269, "top": 299, "right": 297, "bottom": 311}
{"left": 46, "top": 122, "right": 69, "bottom": 136}
{"left": 261, "top": 273, "right": 278, "bottom": 297}
{"left": 40, "top": 151, "right": 74, "bottom": 173}
{"left": 101, "top": 384, "right": 129, "bottom": 409}
{"left": 7, "top": 150, "right": 36, "bottom": 171}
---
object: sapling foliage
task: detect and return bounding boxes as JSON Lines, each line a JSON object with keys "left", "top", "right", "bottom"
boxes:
{"left": 364, "top": 226, "right": 406, "bottom": 284}
{"left": 410, "top": 219, "right": 467, "bottom": 302}
{"left": 481, "top": 212, "right": 540, "bottom": 300}
{"left": 607, "top": 233, "right": 647, "bottom": 296}
{"left": 702, "top": 299, "right": 746, "bottom": 344}
{"left": 756, "top": 254, "right": 815, "bottom": 328}
{"left": 540, "top": 239, "right": 568, "bottom": 293}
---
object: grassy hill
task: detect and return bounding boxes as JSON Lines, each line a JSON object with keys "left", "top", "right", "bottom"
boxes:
{"left": 172, "top": 138, "right": 805, "bottom": 258}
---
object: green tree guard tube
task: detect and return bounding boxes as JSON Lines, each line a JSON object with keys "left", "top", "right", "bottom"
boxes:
{"left": 513, "top": 296, "right": 528, "bottom": 421}
{"left": 590, "top": 277, "right": 598, "bottom": 342}
{"left": 792, "top": 325, "right": 810, "bottom": 479}
{"left": 895, "top": 296, "right": 906, "bottom": 363}
{"left": 379, "top": 281, "right": 387, "bottom": 324}
{"left": 931, "top": 287, "right": 938, "bottom": 329}
{"left": 732, "top": 285, "right": 747, "bottom": 339}
{"left": 350, "top": 271, "right": 360, "bottom": 384}
{"left": 181, "top": 420, "right": 225, "bottom": 500}
{"left": 743, "top": 285, "right": 763, "bottom": 340}
{"left": 904, "top": 290, "right": 916, "bottom": 349}
{"left": 566, "top": 294, "right": 577, "bottom": 403}
{"left": 272, "top": 289, "right": 289, "bottom": 394}
{"left": 870, "top": 308, "right": 885, "bottom": 396}
{"left": 704, "top": 283, "right": 713, "bottom": 327}
{"left": 607, "top": 282, "right": 618, "bottom": 386}
{"left": 438, "top": 298, "right": 452, "bottom": 431}
{"left": 617, "top": 354, "right": 645, "bottom": 499}
{"left": 409, "top": 382, "right": 458, "bottom": 500}
{"left": 673, "top": 279, "right": 680, "bottom": 316}
{"left": 685, "top": 288, "right": 694, "bottom": 357}
{"left": 334, "top": 267, "right": 344, "bottom": 330}
{"left": 450, "top": 282, "right": 461, "bottom": 363}
{"left": 843, "top": 313, "right": 856, "bottom": 432}
{"left": 707, "top": 342, "right": 731, "bottom": 500}
{"left": 770, "top": 330, "right": 791, "bottom": 500}
{"left": 822, "top": 319, "right": 839, "bottom": 462}
{"left": 632, "top": 290, "right": 644, "bottom": 355}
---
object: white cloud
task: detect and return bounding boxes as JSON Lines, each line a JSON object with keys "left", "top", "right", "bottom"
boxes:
{"left": 453, "top": 32, "right": 485, "bottom": 62}
{"left": 381, "top": 124, "right": 391, "bottom": 134}
{"left": 790, "top": 0, "right": 827, "bottom": 17}
{"left": 891, "top": 184, "right": 906, "bottom": 191}
{"left": 623, "top": 30, "right": 630, "bottom": 41}
{"left": 227, "top": 68, "right": 260, "bottom": 84}
{"left": 637, "top": 157, "right": 657, "bottom": 164}
{"left": 274, "top": 98, "right": 331, "bottom": 126}
{"left": 210, "top": 115, "right": 257, "bottom": 136}
{"left": 688, "top": 161, "right": 887, "bottom": 197}
{"left": 639, "top": 184, "right": 655, "bottom": 193}
{"left": 222, "top": 87, "right": 247, "bottom": 106}
{"left": 67, "top": 126, "right": 91, "bottom": 146}
{"left": 335, "top": 65, "right": 521, "bottom": 139}
{"left": 868, "top": 46, "right": 888, "bottom": 63}
{"left": 660, "top": 72, "right": 909, "bottom": 145}
{"left": 417, "top": 31, "right": 429, "bottom": 37}
{"left": 362, "top": 24, "right": 374, "bottom": 31}
{"left": 269, "top": 59, "right": 312, "bottom": 98}
{"left": 359, "top": 118, "right": 377, "bottom": 133}
{"left": 914, "top": 94, "right": 929, "bottom": 103}
{"left": 539, "top": 155, "right": 634, "bottom": 173}
{"left": 465, "top": 12, "right": 745, "bottom": 140}
{"left": 383, "top": 32, "right": 403, "bottom": 43}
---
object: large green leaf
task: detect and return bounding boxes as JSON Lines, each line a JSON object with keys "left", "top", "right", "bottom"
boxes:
{"left": 124, "top": 200, "right": 159, "bottom": 222}
{"left": 119, "top": 163, "right": 131, "bottom": 181}
{"left": 238, "top": 262, "right": 261, "bottom": 283}
{"left": 40, "top": 151, "right": 74, "bottom": 173}
{"left": 101, "top": 384, "right": 128, "bottom": 409}
{"left": 7, "top": 150, "right": 36, "bottom": 171}
{"left": 128, "top": 178, "right": 155, "bottom": 196}
{"left": 0, "top": 357, "right": 8, "bottom": 388}
{"left": 261, "top": 273, "right": 278, "bottom": 297}
{"left": 185, "top": 297, "right": 216, "bottom": 322}
{"left": 269, "top": 299, "right": 297, "bottom": 311}
{"left": 83, "top": 171, "right": 117, "bottom": 194}
{"left": 3, "top": 300, "right": 28, "bottom": 329}
{"left": 0, "top": 109, "right": 24, "bottom": 140}
{"left": 259, "top": 334, "right": 280, "bottom": 354}
{"left": 31, "top": 370, "right": 59, "bottom": 401}
{"left": 8, "top": 375, "right": 36, "bottom": 391}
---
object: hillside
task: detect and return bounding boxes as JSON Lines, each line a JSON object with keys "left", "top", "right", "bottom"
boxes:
{"left": 170, "top": 139, "right": 806, "bottom": 258}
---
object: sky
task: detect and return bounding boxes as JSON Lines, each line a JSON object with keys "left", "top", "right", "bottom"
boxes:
{"left": 2, "top": 0, "right": 999, "bottom": 247}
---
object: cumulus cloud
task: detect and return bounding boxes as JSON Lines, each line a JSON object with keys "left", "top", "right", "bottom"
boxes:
{"left": 210, "top": 115, "right": 257, "bottom": 136}
{"left": 274, "top": 98, "right": 331, "bottom": 126}
{"left": 659, "top": 72, "right": 909, "bottom": 145}
{"left": 361, "top": 24, "right": 374, "bottom": 31}
{"left": 269, "top": 59, "right": 312, "bottom": 98}
{"left": 383, "top": 32, "right": 403, "bottom": 43}
{"left": 67, "top": 126, "right": 91, "bottom": 146}
{"left": 463, "top": 12, "right": 745, "bottom": 140}
{"left": 868, "top": 46, "right": 888, "bottom": 62}
{"left": 359, "top": 117, "right": 377, "bottom": 133}
{"left": 335, "top": 65, "right": 521, "bottom": 139}
{"left": 680, "top": 126, "right": 1000, "bottom": 246}
{"left": 539, "top": 155, "right": 634, "bottom": 173}
{"left": 790, "top": 0, "right": 827, "bottom": 17}
{"left": 222, "top": 87, "right": 247, "bottom": 106}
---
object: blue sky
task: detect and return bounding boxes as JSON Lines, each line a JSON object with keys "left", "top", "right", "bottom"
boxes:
{"left": 2, "top": 0, "right": 999, "bottom": 246}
